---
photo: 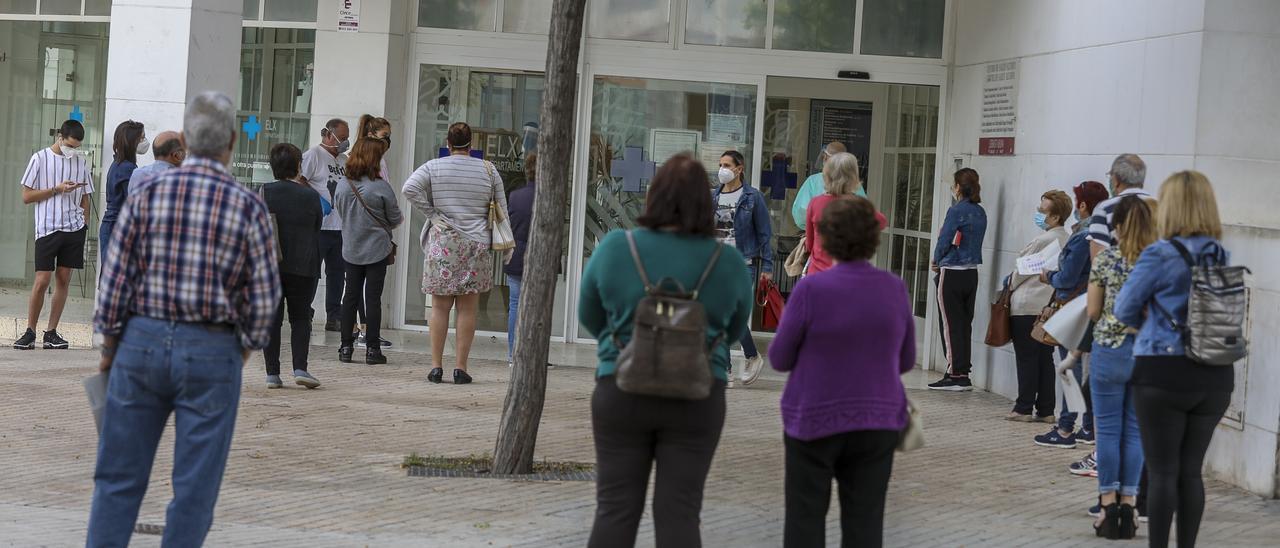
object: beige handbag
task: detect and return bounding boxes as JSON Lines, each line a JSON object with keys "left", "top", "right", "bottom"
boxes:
{"left": 897, "top": 395, "right": 924, "bottom": 452}
{"left": 484, "top": 161, "right": 515, "bottom": 251}
{"left": 784, "top": 241, "right": 809, "bottom": 277}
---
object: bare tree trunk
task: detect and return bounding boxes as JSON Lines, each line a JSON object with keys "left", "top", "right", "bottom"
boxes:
{"left": 492, "top": 0, "right": 587, "bottom": 475}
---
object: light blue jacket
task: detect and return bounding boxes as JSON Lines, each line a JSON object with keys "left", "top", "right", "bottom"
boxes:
{"left": 933, "top": 199, "right": 987, "bottom": 267}
{"left": 791, "top": 172, "right": 867, "bottom": 229}
{"left": 713, "top": 183, "right": 774, "bottom": 274}
{"left": 1114, "top": 236, "right": 1228, "bottom": 357}
{"left": 1048, "top": 225, "right": 1092, "bottom": 300}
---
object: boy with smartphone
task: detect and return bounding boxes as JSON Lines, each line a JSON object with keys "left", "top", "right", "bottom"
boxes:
{"left": 13, "top": 119, "right": 95, "bottom": 350}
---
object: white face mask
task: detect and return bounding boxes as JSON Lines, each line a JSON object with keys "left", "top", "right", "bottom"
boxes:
{"left": 61, "top": 145, "right": 80, "bottom": 160}
{"left": 136, "top": 138, "right": 151, "bottom": 156}
{"left": 717, "top": 167, "right": 736, "bottom": 185}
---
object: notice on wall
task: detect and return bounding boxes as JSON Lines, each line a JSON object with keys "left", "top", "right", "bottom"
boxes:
{"left": 707, "top": 114, "right": 749, "bottom": 143}
{"left": 808, "top": 100, "right": 873, "bottom": 182}
{"left": 649, "top": 128, "right": 701, "bottom": 165}
{"left": 979, "top": 59, "right": 1018, "bottom": 155}
{"left": 338, "top": 0, "right": 361, "bottom": 33}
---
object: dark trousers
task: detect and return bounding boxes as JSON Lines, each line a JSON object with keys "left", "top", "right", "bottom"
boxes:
{"left": 1134, "top": 385, "right": 1230, "bottom": 548}
{"left": 740, "top": 263, "right": 760, "bottom": 358}
{"left": 320, "top": 231, "right": 365, "bottom": 324}
{"left": 1011, "top": 315, "right": 1055, "bottom": 417}
{"left": 936, "top": 268, "right": 978, "bottom": 376}
{"left": 340, "top": 259, "right": 386, "bottom": 348}
{"left": 784, "top": 430, "right": 898, "bottom": 548}
{"left": 265, "top": 273, "right": 319, "bottom": 375}
{"left": 589, "top": 376, "right": 726, "bottom": 548}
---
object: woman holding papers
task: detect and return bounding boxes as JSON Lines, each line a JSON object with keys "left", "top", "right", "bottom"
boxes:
{"left": 1005, "top": 191, "right": 1072, "bottom": 421}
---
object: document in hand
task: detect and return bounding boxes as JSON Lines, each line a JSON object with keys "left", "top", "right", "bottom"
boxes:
{"left": 1016, "top": 239, "right": 1062, "bottom": 275}
{"left": 1043, "top": 294, "right": 1090, "bottom": 350}
{"left": 84, "top": 372, "right": 108, "bottom": 434}
{"left": 1056, "top": 353, "right": 1088, "bottom": 415}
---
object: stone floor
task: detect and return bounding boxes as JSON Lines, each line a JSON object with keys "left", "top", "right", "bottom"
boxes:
{"left": 1, "top": 337, "right": 1278, "bottom": 547}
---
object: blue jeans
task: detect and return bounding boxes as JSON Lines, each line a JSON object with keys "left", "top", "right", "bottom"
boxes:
{"left": 1058, "top": 347, "right": 1093, "bottom": 433}
{"left": 507, "top": 274, "right": 521, "bottom": 360}
{"left": 1091, "top": 338, "right": 1143, "bottom": 496}
{"left": 87, "top": 317, "right": 243, "bottom": 547}
{"left": 739, "top": 264, "right": 759, "bottom": 359}
{"left": 98, "top": 220, "right": 114, "bottom": 264}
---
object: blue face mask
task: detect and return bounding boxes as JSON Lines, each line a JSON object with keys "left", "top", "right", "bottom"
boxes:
{"left": 1074, "top": 209, "right": 1083, "bottom": 222}
{"left": 1033, "top": 212, "right": 1050, "bottom": 231}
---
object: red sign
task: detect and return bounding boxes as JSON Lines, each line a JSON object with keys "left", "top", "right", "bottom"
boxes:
{"left": 979, "top": 137, "right": 1015, "bottom": 156}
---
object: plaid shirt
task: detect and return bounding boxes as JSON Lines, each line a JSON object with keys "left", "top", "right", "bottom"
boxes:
{"left": 94, "top": 156, "right": 280, "bottom": 349}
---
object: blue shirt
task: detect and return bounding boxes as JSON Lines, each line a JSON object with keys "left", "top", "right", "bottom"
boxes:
{"left": 504, "top": 180, "right": 535, "bottom": 277}
{"left": 127, "top": 160, "right": 176, "bottom": 194}
{"left": 102, "top": 160, "right": 137, "bottom": 224}
{"left": 1048, "top": 225, "right": 1092, "bottom": 300}
{"left": 1114, "top": 236, "right": 1227, "bottom": 357}
{"left": 932, "top": 199, "right": 987, "bottom": 267}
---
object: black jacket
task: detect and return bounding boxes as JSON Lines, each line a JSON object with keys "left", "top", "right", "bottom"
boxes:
{"left": 262, "top": 179, "right": 323, "bottom": 278}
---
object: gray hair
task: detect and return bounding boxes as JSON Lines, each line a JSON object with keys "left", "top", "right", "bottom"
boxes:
{"left": 822, "top": 152, "right": 861, "bottom": 195}
{"left": 1110, "top": 153, "right": 1146, "bottom": 188}
{"left": 183, "top": 91, "right": 237, "bottom": 158}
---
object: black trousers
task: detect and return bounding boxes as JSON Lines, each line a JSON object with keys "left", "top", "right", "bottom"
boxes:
{"left": 320, "top": 231, "right": 365, "bottom": 324}
{"left": 936, "top": 268, "right": 979, "bottom": 376}
{"left": 1134, "top": 385, "right": 1230, "bottom": 548}
{"left": 589, "top": 376, "right": 726, "bottom": 548}
{"left": 1010, "top": 315, "right": 1055, "bottom": 416}
{"left": 265, "top": 273, "right": 319, "bottom": 375}
{"left": 784, "top": 430, "right": 898, "bottom": 548}
{"left": 340, "top": 259, "right": 387, "bottom": 348}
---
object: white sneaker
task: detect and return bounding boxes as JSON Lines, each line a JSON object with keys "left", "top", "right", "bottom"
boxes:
{"left": 726, "top": 380, "right": 736, "bottom": 389}
{"left": 741, "top": 356, "right": 764, "bottom": 386}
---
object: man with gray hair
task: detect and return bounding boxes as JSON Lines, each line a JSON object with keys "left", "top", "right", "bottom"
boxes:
{"left": 87, "top": 91, "right": 280, "bottom": 546}
{"left": 1088, "top": 153, "right": 1150, "bottom": 258}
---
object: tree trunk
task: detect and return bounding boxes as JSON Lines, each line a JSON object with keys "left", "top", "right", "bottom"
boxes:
{"left": 492, "top": 0, "right": 588, "bottom": 475}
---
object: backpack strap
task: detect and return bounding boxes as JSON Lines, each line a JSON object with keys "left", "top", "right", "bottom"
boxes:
{"left": 690, "top": 243, "right": 724, "bottom": 299}
{"left": 624, "top": 231, "right": 655, "bottom": 293}
{"left": 1168, "top": 239, "right": 1196, "bottom": 268}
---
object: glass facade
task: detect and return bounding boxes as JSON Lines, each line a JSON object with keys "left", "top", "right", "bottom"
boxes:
{"left": 683, "top": 0, "right": 766, "bottom": 48}
{"left": 883, "top": 84, "right": 939, "bottom": 318}
{"left": 588, "top": 0, "right": 670, "bottom": 42}
{"left": 409, "top": 64, "right": 567, "bottom": 336}
{"left": 861, "top": 0, "right": 946, "bottom": 58}
{"left": 502, "top": 0, "right": 554, "bottom": 34}
{"left": 772, "top": 0, "right": 856, "bottom": 53}
{"left": 0, "top": 22, "right": 109, "bottom": 298}
{"left": 417, "top": 0, "right": 498, "bottom": 31}
{"left": 233, "top": 28, "right": 315, "bottom": 189}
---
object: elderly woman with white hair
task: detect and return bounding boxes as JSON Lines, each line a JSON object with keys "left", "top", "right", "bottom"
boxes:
{"left": 802, "top": 152, "right": 886, "bottom": 276}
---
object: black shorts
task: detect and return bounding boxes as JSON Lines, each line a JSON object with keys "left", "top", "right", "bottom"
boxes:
{"left": 34, "top": 227, "right": 87, "bottom": 271}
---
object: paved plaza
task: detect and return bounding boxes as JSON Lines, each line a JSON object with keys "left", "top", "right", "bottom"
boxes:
{"left": 1, "top": 335, "right": 1278, "bottom": 547}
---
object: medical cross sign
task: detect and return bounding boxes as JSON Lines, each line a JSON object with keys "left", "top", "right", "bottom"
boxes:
{"left": 68, "top": 105, "right": 84, "bottom": 123}
{"left": 612, "top": 146, "right": 655, "bottom": 193}
{"left": 242, "top": 115, "right": 262, "bottom": 141}
{"left": 760, "top": 157, "right": 798, "bottom": 200}
{"left": 438, "top": 148, "right": 485, "bottom": 159}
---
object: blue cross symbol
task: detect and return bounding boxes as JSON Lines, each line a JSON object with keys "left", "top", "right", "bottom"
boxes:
{"left": 68, "top": 105, "right": 84, "bottom": 123}
{"left": 438, "top": 147, "right": 485, "bottom": 159}
{"left": 760, "top": 156, "right": 798, "bottom": 200}
{"left": 242, "top": 115, "right": 262, "bottom": 141}
{"left": 611, "top": 146, "right": 655, "bottom": 193}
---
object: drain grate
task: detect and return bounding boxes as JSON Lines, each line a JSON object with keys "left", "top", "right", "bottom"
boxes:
{"left": 135, "top": 523, "right": 164, "bottom": 536}
{"left": 406, "top": 465, "right": 595, "bottom": 482}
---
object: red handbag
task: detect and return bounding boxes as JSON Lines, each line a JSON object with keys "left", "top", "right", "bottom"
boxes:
{"left": 757, "top": 277, "right": 785, "bottom": 330}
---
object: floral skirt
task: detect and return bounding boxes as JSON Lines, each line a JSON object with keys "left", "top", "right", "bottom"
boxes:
{"left": 422, "top": 223, "right": 493, "bottom": 296}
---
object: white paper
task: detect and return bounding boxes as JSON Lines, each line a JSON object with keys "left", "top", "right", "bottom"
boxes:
{"left": 1016, "top": 238, "right": 1061, "bottom": 275}
{"left": 84, "top": 373, "right": 109, "bottom": 434}
{"left": 648, "top": 129, "right": 701, "bottom": 166}
{"left": 338, "top": 0, "right": 360, "bottom": 33}
{"left": 1043, "top": 294, "right": 1090, "bottom": 351}
{"left": 1056, "top": 353, "right": 1088, "bottom": 415}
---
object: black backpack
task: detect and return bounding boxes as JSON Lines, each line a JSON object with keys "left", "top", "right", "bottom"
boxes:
{"left": 613, "top": 231, "right": 723, "bottom": 400}
{"left": 1152, "top": 240, "right": 1250, "bottom": 366}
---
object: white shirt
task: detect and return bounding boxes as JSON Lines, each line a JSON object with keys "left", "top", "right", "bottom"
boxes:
{"left": 716, "top": 188, "right": 742, "bottom": 249}
{"left": 21, "top": 148, "right": 94, "bottom": 239}
{"left": 301, "top": 144, "right": 347, "bottom": 231}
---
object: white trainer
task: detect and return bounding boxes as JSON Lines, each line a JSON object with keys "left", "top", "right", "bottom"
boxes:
{"left": 741, "top": 356, "right": 765, "bottom": 386}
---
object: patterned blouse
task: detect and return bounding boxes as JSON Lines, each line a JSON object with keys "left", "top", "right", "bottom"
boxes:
{"left": 1090, "top": 247, "right": 1136, "bottom": 349}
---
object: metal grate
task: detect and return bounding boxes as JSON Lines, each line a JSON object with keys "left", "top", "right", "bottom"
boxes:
{"left": 405, "top": 465, "right": 595, "bottom": 482}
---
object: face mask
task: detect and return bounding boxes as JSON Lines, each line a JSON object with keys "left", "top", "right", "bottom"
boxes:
{"left": 717, "top": 167, "right": 736, "bottom": 185}
{"left": 335, "top": 139, "right": 350, "bottom": 155}
{"left": 61, "top": 145, "right": 79, "bottom": 160}
{"left": 1074, "top": 209, "right": 1083, "bottom": 221}
{"left": 1033, "top": 212, "right": 1050, "bottom": 231}
{"left": 136, "top": 138, "right": 151, "bottom": 156}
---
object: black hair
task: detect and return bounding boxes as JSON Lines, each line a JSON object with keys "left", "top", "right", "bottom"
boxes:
{"left": 59, "top": 119, "right": 85, "bottom": 142}
{"left": 954, "top": 168, "right": 982, "bottom": 204}
{"left": 720, "top": 150, "right": 745, "bottom": 167}
{"left": 112, "top": 120, "right": 145, "bottom": 164}
{"left": 447, "top": 122, "right": 472, "bottom": 149}
{"left": 270, "top": 143, "right": 303, "bottom": 180}
{"left": 153, "top": 136, "right": 183, "bottom": 159}
{"left": 635, "top": 154, "right": 716, "bottom": 238}
{"left": 321, "top": 118, "right": 347, "bottom": 137}
{"left": 819, "top": 196, "right": 881, "bottom": 262}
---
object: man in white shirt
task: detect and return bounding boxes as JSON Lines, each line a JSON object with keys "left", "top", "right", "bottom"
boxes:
{"left": 300, "top": 118, "right": 354, "bottom": 332}
{"left": 13, "top": 120, "right": 95, "bottom": 350}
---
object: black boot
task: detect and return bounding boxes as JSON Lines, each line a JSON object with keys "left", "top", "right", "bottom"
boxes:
{"left": 427, "top": 367, "right": 444, "bottom": 384}
{"left": 1117, "top": 503, "right": 1138, "bottom": 540}
{"left": 338, "top": 346, "right": 354, "bottom": 363}
{"left": 366, "top": 347, "right": 387, "bottom": 365}
{"left": 453, "top": 369, "right": 472, "bottom": 385}
{"left": 1095, "top": 502, "right": 1121, "bottom": 539}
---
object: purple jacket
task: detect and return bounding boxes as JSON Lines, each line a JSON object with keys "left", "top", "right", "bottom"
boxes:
{"left": 768, "top": 261, "right": 915, "bottom": 441}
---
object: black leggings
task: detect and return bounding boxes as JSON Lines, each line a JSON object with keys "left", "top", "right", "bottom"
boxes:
{"left": 589, "top": 376, "right": 726, "bottom": 548}
{"left": 340, "top": 259, "right": 387, "bottom": 348}
{"left": 1010, "top": 315, "right": 1055, "bottom": 416}
{"left": 1133, "top": 385, "right": 1230, "bottom": 548}
{"left": 936, "top": 269, "right": 978, "bottom": 376}
{"left": 784, "top": 430, "right": 898, "bottom": 548}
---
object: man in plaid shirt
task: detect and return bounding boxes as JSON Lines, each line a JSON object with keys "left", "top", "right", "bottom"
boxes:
{"left": 87, "top": 91, "right": 280, "bottom": 547}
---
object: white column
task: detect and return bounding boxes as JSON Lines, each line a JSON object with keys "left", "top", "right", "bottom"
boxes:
{"left": 100, "top": 0, "right": 242, "bottom": 166}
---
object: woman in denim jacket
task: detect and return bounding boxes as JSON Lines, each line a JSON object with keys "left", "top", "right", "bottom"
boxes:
{"left": 927, "top": 168, "right": 987, "bottom": 392}
{"left": 1114, "top": 171, "right": 1233, "bottom": 548}
{"left": 712, "top": 150, "right": 774, "bottom": 387}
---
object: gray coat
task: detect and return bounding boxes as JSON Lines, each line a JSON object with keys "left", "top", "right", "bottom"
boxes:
{"left": 334, "top": 176, "right": 403, "bottom": 265}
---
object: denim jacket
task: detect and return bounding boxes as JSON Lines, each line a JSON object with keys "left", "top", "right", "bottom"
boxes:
{"left": 1048, "top": 225, "right": 1092, "bottom": 300}
{"left": 713, "top": 183, "right": 774, "bottom": 274}
{"left": 1114, "top": 236, "right": 1228, "bottom": 357}
{"left": 932, "top": 199, "right": 987, "bottom": 267}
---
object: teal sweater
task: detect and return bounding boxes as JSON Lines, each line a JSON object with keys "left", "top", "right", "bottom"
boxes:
{"left": 579, "top": 229, "right": 753, "bottom": 381}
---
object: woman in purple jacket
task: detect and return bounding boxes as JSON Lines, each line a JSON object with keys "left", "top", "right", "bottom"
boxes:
{"left": 769, "top": 196, "right": 915, "bottom": 548}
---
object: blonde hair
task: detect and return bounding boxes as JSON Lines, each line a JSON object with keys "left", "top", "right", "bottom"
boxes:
{"left": 1114, "top": 196, "right": 1158, "bottom": 263}
{"left": 1041, "top": 190, "right": 1072, "bottom": 226}
{"left": 822, "top": 152, "right": 860, "bottom": 195}
{"left": 1157, "top": 171, "right": 1222, "bottom": 240}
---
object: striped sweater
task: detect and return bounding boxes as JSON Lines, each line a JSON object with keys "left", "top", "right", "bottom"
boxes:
{"left": 402, "top": 155, "right": 508, "bottom": 247}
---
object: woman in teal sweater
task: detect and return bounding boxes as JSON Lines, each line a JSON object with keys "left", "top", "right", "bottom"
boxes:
{"left": 579, "top": 154, "right": 752, "bottom": 548}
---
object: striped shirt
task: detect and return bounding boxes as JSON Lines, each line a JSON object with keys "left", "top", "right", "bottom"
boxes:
{"left": 20, "top": 148, "right": 95, "bottom": 239}
{"left": 94, "top": 156, "right": 281, "bottom": 350}
{"left": 402, "top": 155, "right": 508, "bottom": 244}
{"left": 1087, "top": 188, "right": 1152, "bottom": 248}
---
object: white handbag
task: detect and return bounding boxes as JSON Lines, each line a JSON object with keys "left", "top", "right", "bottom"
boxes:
{"left": 484, "top": 161, "right": 516, "bottom": 252}
{"left": 897, "top": 395, "right": 924, "bottom": 452}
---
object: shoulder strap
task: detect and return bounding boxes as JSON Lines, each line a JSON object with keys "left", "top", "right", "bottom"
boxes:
{"left": 624, "top": 231, "right": 655, "bottom": 292}
{"left": 1168, "top": 239, "right": 1195, "bottom": 268}
{"left": 345, "top": 178, "right": 393, "bottom": 235}
{"left": 691, "top": 243, "right": 724, "bottom": 297}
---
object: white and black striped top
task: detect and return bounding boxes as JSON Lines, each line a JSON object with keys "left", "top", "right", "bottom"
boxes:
{"left": 1086, "top": 188, "right": 1152, "bottom": 249}
{"left": 402, "top": 155, "right": 508, "bottom": 245}
{"left": 20, "top": 148, "right": 95, "bottom": 239}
